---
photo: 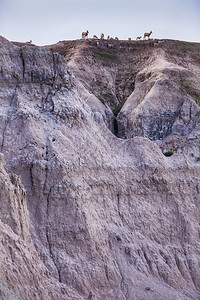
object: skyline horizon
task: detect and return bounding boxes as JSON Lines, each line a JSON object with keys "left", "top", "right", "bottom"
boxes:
{"left": 1, "top": 32, "right": 200, "bottom": 47}
{"left": 0, "top": 0, "right": 199, "bottom": 46}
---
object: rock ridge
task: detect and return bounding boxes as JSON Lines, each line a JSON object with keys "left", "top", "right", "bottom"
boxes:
{"left": 0, "top": 35, "right": 200, "bottom": 299}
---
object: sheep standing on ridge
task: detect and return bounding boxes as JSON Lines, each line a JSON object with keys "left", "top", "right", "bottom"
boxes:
{"left": 100, "top": 33, "right": 104, "bottom": 39}
{"left": 136, "top": 36, "right": 142, "bottom": 40}
{"left": 82, "top": 30, "right": 89, "bottom": 39}
{"left": 93, "top": 35, "right": 98, "bottom": 39}
{"left": 143, "top": 31, "right": 152, "bottom": 39}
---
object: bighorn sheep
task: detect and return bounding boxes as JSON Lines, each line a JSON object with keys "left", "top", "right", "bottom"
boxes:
{"left": 143, "top": 31, "right": 152, "bottom": 39}
{"left": 93, "top": 35, "right": 98, "bottom": 39}
{"left": 136, "top": 36, "right": 142, "bottom": 40}
{"left": 115, "top": 37, "right": 119, "bottom": 40}
{"left": 82, "top": 30, "right": 89, "bottom": 39}
{"left": 107, "top": 35, "right": 110, "bottom": 40}
{"left": 100, "top": 33, "right": 104, "bottom": 39}
{"left": 26, "top": 40, "right": 32, "bottom": 44}
{"left": 128, "top": 37, "right": 131, "bottom": 41}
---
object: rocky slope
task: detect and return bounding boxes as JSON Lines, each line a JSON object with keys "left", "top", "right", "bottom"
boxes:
{"left": 0, "top": 35, "right": 200, "bottom": 299}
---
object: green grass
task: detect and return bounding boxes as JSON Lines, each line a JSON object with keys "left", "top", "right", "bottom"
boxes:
{"left": 94, "top": 49, "right": 119, "bottom": 61}
{"left": 180, "top": 79, "right": 200, "bottom": 101}
{"left": 182, "top": 43, "right": 200, "bottom": 51}
{"left": 194, "top": 93, "right": 200, "bottom": 101}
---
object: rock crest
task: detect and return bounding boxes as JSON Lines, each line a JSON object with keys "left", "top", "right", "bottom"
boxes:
{"left": 0, "top": 36, "right": 200, "bottom": 299}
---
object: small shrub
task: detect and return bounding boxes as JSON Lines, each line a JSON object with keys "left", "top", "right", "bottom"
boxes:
{"left": 163, "top": 151, "right": 173, "bottom": 157}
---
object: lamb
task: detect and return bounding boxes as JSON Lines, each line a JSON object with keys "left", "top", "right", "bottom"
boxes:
{"left": 128, "top": 37, "right": 131, "bottom": 41}
{"left": 26, "top": 40, "right": 32, "bottom": 44}
{"left": 136, "top": 36, "right": 142, "bottom": 40}
{"left": 82, "top": 30, "right": 89, "bottom": 39}
{"left": 100, "top": 33, "right": 104, "bottom": 39}
{"left": 143, "top": 31, "right": 152, "bottom": 39}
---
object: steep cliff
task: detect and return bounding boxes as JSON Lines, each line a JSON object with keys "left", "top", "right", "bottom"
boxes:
{"left": 0, "top": 35, "right": 200, "bottom": 299}
{"left": 47, "top": 39, "right": 200, "bottom": 160}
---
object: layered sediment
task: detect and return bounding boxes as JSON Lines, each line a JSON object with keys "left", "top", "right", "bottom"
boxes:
{"left": 0, "top": 35, "right": 200, "bottom": 299}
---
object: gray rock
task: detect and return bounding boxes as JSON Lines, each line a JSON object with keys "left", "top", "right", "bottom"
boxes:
{"left": 0, "top": 36, "right": 200, "bottom": 299}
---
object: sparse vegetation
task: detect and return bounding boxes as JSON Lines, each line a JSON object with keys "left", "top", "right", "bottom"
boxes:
{"left": 182, "top": 43, "right": 200, "bottom": 51}
{"left": 163, "top": 151, "right": 173, "bottom": 157}
{"left": 194, "top": 93, "right": 200, "bottom": 101}
{"left": 113, "top": 103, "right": 124, "bottom": 116}
{"left": 180, "top": 79, "right": 191, "bottom": 93}
{"left": 93, "top": 49, "right": 119, "bottom": 62}
{"left": 98, "top": 92, "right": 116, "bottom": 108}
{"left": 180, "top": 79, "right": 200, "bottom": 101}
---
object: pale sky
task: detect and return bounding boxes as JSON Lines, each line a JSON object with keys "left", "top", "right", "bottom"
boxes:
{"left": 0, "top": 0, "right": 199, "bottom": 45}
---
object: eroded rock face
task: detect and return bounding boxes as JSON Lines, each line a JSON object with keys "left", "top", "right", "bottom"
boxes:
{"left": 0, "top": 153, "right": 83, "bottom": 300}
{"left": 48, "top": 39, "right": 200, "bottom": 157}
{"left": 117, "top": 53, "right": 200, "bottom": 144}
{"left": 0, "top": 35, "right": 200, "bottom": 300}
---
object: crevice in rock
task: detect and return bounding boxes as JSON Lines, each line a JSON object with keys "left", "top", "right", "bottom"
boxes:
{"left": 1, "top": 120, "right": 8, "bottom": 153}
{"left": 20, "top": 48, "right": 25, "bottom": 81}
{"left": 113, "top": 118, "right": 119, "bottom": 137}
{"left": 46, "top": 187, "right": 52, "bottom": 218}
{"left": 43, "top": 139, "right": 61, "bottom": 282}
{"left": 45, "top": 227, "right": 62, "bottom": 283}
{"left": 104, "top": 264, "right": 109, "bottom": 281}
{"left": 52, "top": 52, "right": 57, "bottom": 84}
{"left": 110, "top": 97, "right": 128, "bottom": 139}
{"left": 42, "top": 88, "right": 55, "bottom": 113}
{"left": 115, "top": 261, "right": 129, "bottom": 300}
{"left": 43, "top": 163, "right": 49, "bottom": 195}
{"left": 45, "top": 144, "right": 49, "bottom": 159}
{"left": 43, "top": 140, "right": 51, "bottom": 196}
{"left": 117, "top": 193, "right": 124, "bottom": 222}
{"left": 142, "top": 249, "right": 153, "bottom": 274}
{"left": 187, "top": 258, "right": 199, "bottom": 291}
{"left": 1, "top": 85, "right": 18, "bottom": 152}
{"left": 45, "top": 180, "right": 61, "bottom": 282}
{"left": 29, "top": 161, "right": 34, "bottom": 191}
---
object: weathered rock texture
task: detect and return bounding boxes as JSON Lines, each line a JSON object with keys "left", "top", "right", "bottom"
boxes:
{"left": 0, "top": 35, "right": 200, "bottom": 299}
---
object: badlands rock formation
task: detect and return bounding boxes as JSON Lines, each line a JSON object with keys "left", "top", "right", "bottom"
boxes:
{"left": 0, "top": 35, "right": 200, "bottom": 299}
